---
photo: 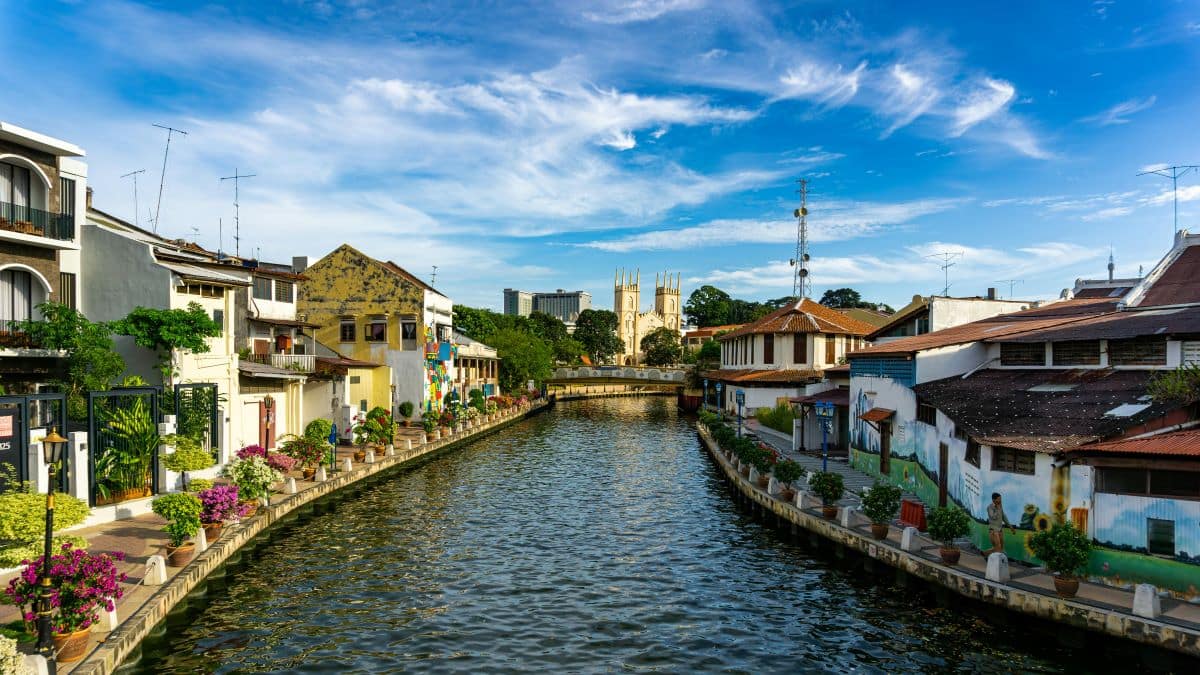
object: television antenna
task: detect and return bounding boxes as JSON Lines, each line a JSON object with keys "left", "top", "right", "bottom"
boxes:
{"left": 995, "top": 279, "right": 1023, "bottom": 298}
{"left": 431, "top": 265, "right": 439, "bottom": 286}
{"left": 219, "top": 168, "right": 256, "bottom": 257}
{"left": 120, "top": 169, "right": 145, "bottom": 229}
{"left": 190, "top": 226, "right": 200, "bottom": 243}
{"left": 788, "top": 178, "right": 810, "bottom": 299}
{"left": 1138, "top": 164, "right": 1199, "bottom": 237}
{"left": 927, "top": 251, "right": 963, "bottom": 296}
{"left": 151, "top": 124, "right": 188, "bottom": 232}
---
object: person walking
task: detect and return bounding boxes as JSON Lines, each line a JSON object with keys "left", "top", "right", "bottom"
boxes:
{"left": 987, "top": 492, "right": 1016, "bottom": 555}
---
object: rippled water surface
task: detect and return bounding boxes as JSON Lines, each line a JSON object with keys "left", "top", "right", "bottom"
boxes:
{"left": 135, "top": 398, "right": 1148, "bottom": 673}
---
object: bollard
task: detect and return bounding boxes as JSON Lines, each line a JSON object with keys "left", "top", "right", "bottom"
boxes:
{"left": 24, "top": 655, "right": 50, "bottom": 675}
{"left": 365, "top": 451, "right": 375, "bottom": 464}
{"left": 92, "top": 600, "right": 119, "bottom": 633}
{"left": 767, "top": 476, "right": 780, "bottom": 495}
{"left": 748, "top": 467, "right": 760, "bottom": 485}
{"left": 195, "top": 526, "right": 208, "bottom": 553}
{"left": 986, "top": 553, "right": 1010, "bottom": 582}
{"left": 794, "top": 490, "right": 806, "bottom": 509}
{"left": 839, "top": 505, "right": 856, "bottom": 528}
{"left": 315, "top": 466, "right": 328, "bottom": 482}
{"left": 404, "top": 439, "right": 413, "bottom": 451}
{"left": 1133, "top": 584, "right": 1161, "bottom": 619}
{"left": 385, "top": 445, "right": 395, "bottom": 457}
{"left": 285, "top": 477, "right": 298, "bottom": 494}
{"left": 422, "top": 433, "right": 429, "bottom": 444}
{"left": 145, "top": 555, "right": 168, "bottom": 585}
{"left": 900, "top": 526, "right": 919, "bottom": 552}
{"left": 341, "top": 458, "right": 353, "bottom": 472}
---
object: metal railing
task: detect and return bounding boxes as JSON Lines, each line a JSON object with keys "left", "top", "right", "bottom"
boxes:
{"left": 0, "top": 201, "right": 74, "bottom": 241}
{"left": 243, "top": 352, "right": 316, "bottom": 372}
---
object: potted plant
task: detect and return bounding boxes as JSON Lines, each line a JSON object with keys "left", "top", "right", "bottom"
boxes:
{"left": 351, "top": 412, "right": 382, "bottom": 460}
{"left": 152, "top": 492, "right": 202, "bottom": 567}
{"left": 279, "top": 434, "right": 328, "bottom": 480}
{"left": 422, "top": 415, "right": 439, "bottom": 440}
{"left": 927, "top": 506, "right": 972, "bottom": 565}
{"left": 772, "top": 460, "right": 804, "bottom": 501}
{"left": 809, "top": 471, "right": 844, "bottom": 519}
{"left": 222, "top": 455, "right": 283, "bottom": 517}
{"left": 160, "top": 435, "right": 215, "bottom": 492}
{"left": 861, "top": 480, "right": 903, "bottom": 540}
{"left": 1029, "top": 522, "right": 1093, "bottom": 598}
{"left": 3, "top": 543, "right": 126, "bottom": 663}
{"left": 364, "top": 406, "right": 395, "bottom": 456}
{"left": 751, "top": 444, "right": 776, "bottom": 488}
{"left": 187, "top": 478, "right": 215, "bottom": 493}
{"left": 198, "top": 485, "right": 245, "bottom": 542}
{"left": 399, "top": 401, "right": 414, "bottom": 427}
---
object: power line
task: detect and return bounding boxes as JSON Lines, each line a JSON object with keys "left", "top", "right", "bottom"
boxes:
{"left": 1138, "top": 164, "right": 1199, "bottom": 238}
{"left": 927, "top": 250, "right": 963, "bottom": 296}
{"left": 151, "top": 124, "right": 188, "bottom": 232}
{"left": 789, "top": 178, "right": 810, "bottom": 299}
{"left": 120, "top": 169, "right": 145, "bottom": 229}
{"left": 219, "top": 168, "right": 256, "bottom": 257}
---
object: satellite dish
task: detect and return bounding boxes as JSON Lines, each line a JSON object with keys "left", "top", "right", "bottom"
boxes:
{"left": 793, "top": 209, "right": 800, "bottom": 218}
{"left": 789, "top": 258, "right": 796, "bottom": 266}
{"left": 800, "top": 207, "right": 808, "bottom": 216}
{"left": 802, "top": 253, "right": 810, "bottom": 262}
{"left": 799, "top": 268, "right": 809, "bottom": 278}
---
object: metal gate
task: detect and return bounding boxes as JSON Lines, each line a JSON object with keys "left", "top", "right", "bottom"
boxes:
{"left": 172, "top": 383, "right": 220, "bottom": 452}
{"left": 87, "top": 387, "right": 160, "bottom": 507}
{"left": 0, "top": 393, "right": 68, "bottom": 493}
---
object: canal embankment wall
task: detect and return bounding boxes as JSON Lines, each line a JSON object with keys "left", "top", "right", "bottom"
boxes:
{"left": 553, "top": 390, "right": 675, "bottom": 402}
{"left": 72, "top": 401, "right": 551, "bottom": 675}
{"left": 697, "top": 425, "right": 1200, "bottom": 661}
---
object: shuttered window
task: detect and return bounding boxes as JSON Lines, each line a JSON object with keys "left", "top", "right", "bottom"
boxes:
{"left": 1052, "top": 340, "right": 1100, "bottom": 366}
{"left": 793, "top": 335, "right": 806, "bottom": 364}
{"left": 992, "top": 446, "right": 1035, "bottom": 475}
{"left": 763, "top": 334, "right": 774, "bottom": 364}
{"left": 252, "top": 277, "right": 272, "bottom": 300}
{"left": 1000, "top": 343, "right": 1045, "bottom": 366}
{"left": 1109, "top": 337, "right": 1167, "bottom": 366}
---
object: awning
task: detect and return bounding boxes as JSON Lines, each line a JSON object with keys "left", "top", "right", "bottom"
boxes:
{"left": 238, "top": 360, "right": 307, "bottom": 381}
{"left": 858, "top": 407, "right": 895, "bottom": 423}
{"left": 790, "top": 389, "right": 850, "bottom": 407}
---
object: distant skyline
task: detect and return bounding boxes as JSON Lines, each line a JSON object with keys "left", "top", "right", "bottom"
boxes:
{"left": 2, "top": 1, "right": 1198, "bottom": 310}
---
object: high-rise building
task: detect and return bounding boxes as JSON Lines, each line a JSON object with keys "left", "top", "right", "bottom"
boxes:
{"left": 502, "top": 288, "right": 591, "bottom": 322}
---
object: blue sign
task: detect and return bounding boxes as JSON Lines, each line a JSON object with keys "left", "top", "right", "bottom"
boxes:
{"left": 735, "top": 390, "right": 745, "bottom": 405}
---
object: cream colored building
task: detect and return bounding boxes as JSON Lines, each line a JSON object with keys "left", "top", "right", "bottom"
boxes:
{"left": 613, "top": 269, "right": 681, "bottom": 366}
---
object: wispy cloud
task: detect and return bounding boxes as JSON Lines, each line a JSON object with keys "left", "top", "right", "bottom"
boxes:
{"left": 775, "top": 61, "right": 866, "bottom": 106}
{"left": 951, "top": 78, "right": 1016, "bottom": 136}
{"left": 1080, "top": 96, "right": 1157, "bottom": 126}
{"left": 583, "top": 0, "right": 705, "bottom": 24}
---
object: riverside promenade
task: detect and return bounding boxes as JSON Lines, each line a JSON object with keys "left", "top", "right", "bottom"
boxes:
{"left": 698, "top": 423, "right": 1200, "bottom": 662}
{"left": 0, "top": 400, "right": 549, "bottom": 674}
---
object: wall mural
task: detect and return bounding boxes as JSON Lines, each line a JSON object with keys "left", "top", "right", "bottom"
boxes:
{"left": 850, "top": 374, "right": 1200, "bottom": 598}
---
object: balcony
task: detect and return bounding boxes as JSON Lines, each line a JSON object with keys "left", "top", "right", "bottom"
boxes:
{"left": 243, "top": 353, "right": 316, "bottom": 372}
{"left": 0, "top": 201, "right": 74, "bottom": 242}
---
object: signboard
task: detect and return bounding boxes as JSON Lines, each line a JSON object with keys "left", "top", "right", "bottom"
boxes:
{"left": 0, "top": 409, "right": 18, "bottom": 490}
{"left": 735, "top": 390, "right": 745, "bottom": 406}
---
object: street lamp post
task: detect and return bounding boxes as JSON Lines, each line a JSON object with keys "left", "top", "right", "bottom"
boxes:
{"left": 815, "top": 402, "right": 834, "bottom": 472}
{"left": 702, "top": 379, "right": 709, "bottom": 411}
{"left": 735, "top": 389, "right": 745, "bottom": 438}
{"left": 38, "top": 427, "right": 68, "bottom": 671}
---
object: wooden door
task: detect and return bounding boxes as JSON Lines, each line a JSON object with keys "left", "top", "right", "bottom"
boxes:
{"left": 938, "top": 442, "right": 949, "bottom": 506}
{"left": 879, "top": 422, "right": 891, "bottom": 476}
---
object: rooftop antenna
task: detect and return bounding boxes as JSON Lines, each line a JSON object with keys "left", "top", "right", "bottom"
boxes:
{"left": 151, "top": 124, "right": 188, "bottom": 232}
{"left": 995, "top": 279, "right": 1023, "bottom": 298}
{"left": 218, "top": 217, "right": 223, "bottom": 256}
{"left": 219, "top": 168, "right": 256, "bottom": 257}
{"left": 431, "top": 265, "right": 439, "bottom": 286}
{"left": 120, "top": 169, "right": 145, "bottom": 229}
{"left": 190, "top": 226, "right": 200, "bottom": 243}
{"left": 788, "top": 178, "right": 810, "bottom": 300}
{"left": 1138, "top": 164, "right": 1199, "bottom": 237}
{"left": 927, "top": 250, "right": 963, "bottom": 296}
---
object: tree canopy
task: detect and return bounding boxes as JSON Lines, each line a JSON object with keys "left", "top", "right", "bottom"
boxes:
{"left": 17, "top": 302, "right": 125, "bottom": 420}
{"left": 684, "top": 285, "right": 732, "bottom": 327}
{"left": 819, "top": 287, "right": 894, "bottom": 313}
{"left": 111, "top": 302, "right": 222, "bottom": 384}
{"left": 487, "top": 328, "right": 553, "bottom": 393}
{"left": 573, "top": 309, "right": 624, "bottom": 364}
{"left": 640, "top": 327, "right": 682, "bottom": 366}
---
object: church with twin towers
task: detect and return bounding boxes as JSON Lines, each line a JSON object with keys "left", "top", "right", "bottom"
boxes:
{"left": 613, "top": 268, "right": 681, "bottom": 366}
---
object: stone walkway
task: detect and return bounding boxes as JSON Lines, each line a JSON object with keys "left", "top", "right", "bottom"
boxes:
{"left": 742, "top": 418, "right": 876, "bottom": 499}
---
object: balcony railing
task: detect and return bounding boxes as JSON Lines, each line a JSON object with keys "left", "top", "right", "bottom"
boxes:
{"left": 243, "top": 353, "right": 316, "bottom": 372}
{"left": 0, "top": 201, "right": 74, "bottom": 241}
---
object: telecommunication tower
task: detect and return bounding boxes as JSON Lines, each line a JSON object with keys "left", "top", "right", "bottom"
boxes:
{"left": 789, "top": 178, "right": 810, "bottom": 299}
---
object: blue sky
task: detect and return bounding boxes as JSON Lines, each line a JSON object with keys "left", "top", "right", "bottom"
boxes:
{"left": 3, "top": 0, "right": 1198, "bottom": 312}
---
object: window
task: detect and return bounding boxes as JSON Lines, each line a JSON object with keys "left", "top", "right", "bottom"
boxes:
{"left": 59, "top": 177, "right": 75, "bottom": 218}
{"left": 366, "top": 317, "right": 387, "bottom": 342}
{"left": 252, "top": 277, "right": 272, "bottom": 300}
{"left": 58, "top": 272, "right": 76, "bottom": 310}
{"left": 965, "top": 439, "right": 980, "bottom": 467}
{"left": 916, "top": 401, "right": 937, "bottom": 426}
{"left": 1053, "top": 340, "right": 1101, "bottom": 366}
{"left": 339, "top": 319, "right": 356, "bottom": 343}
{"left": 763, "top": 334, "right": 774, "bottom": 364}
{"left": 1098, "top": 468, "right": 1147, "bottom": 495}
{"left": 401, "top": 320, "right": 417, "bottom": 342}
{"left": 0, "top": 161, "right": 31, "bottom": 207}
{"left": 793, "top": 335, "right": 807, "bottom": 364}
{"left": 1150, "top": 470, "right": 1200, "bottom": 498}
{"left": 1000, "top": 343, "right": 1045, "bottom": 366}
{"left": 0, "top": 268, "right": 35, "bottom": 329}
{"left": 1109, "top": 337, "right": 1167, "bottom": 366}
{"left": 211, "top": 309, "right": 224, "bottom": 335}
{"left": 1147, "top": 518, "right": 1175, "bottom": 556}
{"left": 915, "top": 316, "right": 931, "bottom": 334}
{"left": 349, "top": 375, "right": 361, "bottom": 384}
{"left": 273, "top": 280, "right": 294, "bottom": 303}
{"left": 992, "top": 446, "right": 1035, "bottom": 475}
{"left": 825, "top": 336, "right": 836, "bottom": 363}
{"left": 1098, "top": 468, "right": 1200, "bottom": 498}
{"left": 953, "top": 426, "right": 968, "bottom": 442}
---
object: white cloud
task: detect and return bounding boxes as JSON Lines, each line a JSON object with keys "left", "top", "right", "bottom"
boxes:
{"left": 879, "top": 64, "right": 942, "bottom": 136}
{"left": 1081, "top": 206, "right": 1133, "bottom": 221}
{"left": 1080, "top": 96, "right": 1157, "bottom": 126}
{"left": 583, "top": 0, "right": 705, "bottom": 24}
{"left": 951, "top": 78, "right": 1015, "bottom": 136}
{"left": 1145, "top": 185, "right": 1200, "bottom": 206}
{"left": 776, "top": 61, "right": 865, "bottom": 106}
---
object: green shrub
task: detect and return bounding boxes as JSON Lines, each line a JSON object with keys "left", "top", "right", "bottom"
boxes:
{"left": 304, "top": 418, "right": 334, "bottom": 442}
{"left": 927, "top": 506, "right": 971, "bottom": 546}
{"left": 860, "top": 481, "right": 903, "bottom": 525}
{"left": 755, "top": 403, "right": 795, "bottom": 435}
{"left": 151, "top": 492, "right": 202, "bottom": 547}
{"left": 1029, "top": 522, "right": 1093, "bottom": 577}
{"left": 0, "top": 488, "right": 91, "bottom": 566}
{"left": 398, "top": 401, "right": 415, "bottom": 419}
{"left": 808, "top": 471, "right": 844, "bottom": 505}
{"left": 186, "top": 478, "right": 215, "bottom": 493}
{"left": 772, "top": 459, "right": 804, "bottom": 485}
{"left": 422, "top": 416, "right": 439, "bottom": 433}
{"left": 161, "top": 441, "right": 215, "bottom": 473}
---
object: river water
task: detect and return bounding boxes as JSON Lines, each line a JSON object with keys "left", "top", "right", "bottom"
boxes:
{"left": 133, "top": 397, "right": 1146, "bottom": 673}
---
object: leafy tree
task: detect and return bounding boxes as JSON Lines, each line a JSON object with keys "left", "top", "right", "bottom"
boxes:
{"left": 640, "top": 327, "right": 682, "bottom": 366}
{"left": 573, "top": 309, "right": 624, "bottom": 364}
{"left": 729, "top": 299, "right": 772, "bottom": 324}
{"left": 487, "top": 328, "right": 553, "bottom": 393}
{"left": 696, "top": 339, "right": 721, "bottom": 369}
{"left": 819, "top": 287, "right": 894, "bottom": 312}
{"left": 528, "top": 311, "right": 568, "bottom": 345}
{"left": 111, "top": 302, "right": 221, "bottom": 386}
{"left": 16, "top": 302, "right": 125, "bottom": 421}
{"left": 453, "top": 305, "right": 500, "bottom": 342}
{"left": 684, "top": 285, "right": 732, "bottom": 327}
{"left": 553, "top": 337, "right": 586, "bottom": 365}
{"left": 763, "top": 296, "right": 799, "bottom": 310}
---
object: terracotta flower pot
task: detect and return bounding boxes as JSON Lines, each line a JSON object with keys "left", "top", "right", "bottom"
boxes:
{"left": 779, "top": 488, "right": 796, "bottom": 502}
{"left": 203, "top": 523, "right": 223, "bottom": 542}
{"left": 870, "top": 523, "right": 889, "bottom": 540}
{"left": 374, "top": 445, "right": 387, "bottom": 457}
{"left": 302, "top": 467, "right": 317, "bottom": 480}
{"left": 53, "top": 627, "right": 92, "bottom": 662}
{"left": 1053, "top": 575, "right": 1080, "bottom": 598}
{"left": 757, "top": 475, "right": 770, "bottom": 488}
{"left": 939, "top": 546, "right": 961, "bottom": 566}
{"left": 165, "top": 542, "right": 197, "bottom": 567}
{"left": 353, "top": 449, "right": 367, "bottom": 462}
{"left": 821, "top": 505, "right": 838, "bottom": 520}
{"left": 240, "top": 500, "right": 259, "bottom": 518}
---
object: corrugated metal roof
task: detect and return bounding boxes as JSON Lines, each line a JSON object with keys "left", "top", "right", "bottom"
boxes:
{"left": 238, "top": 360, "right": 307, "bottom": 380}
{"left": 994, "top": 307, "right": 1200, "bottom": 343}
{"left": 1138, "top": 245, "right": 1200, "bottom": 307}
{"left": 858, "top": 407, "right": 895, "bottom": 422}
{"left": 791, "top": 389, "right": 851, "bottom": 406}
{"left": 1069, "top": 429, "right": 1200, "bottom": 457}
{"left": 702, "top": 368, "right": 824, "bottom": 384}
{"left": 719, "top": 299, "right": 877, "bottom": 341}
{"left": 158, "top": 260, "right": 250, "bottom": 286}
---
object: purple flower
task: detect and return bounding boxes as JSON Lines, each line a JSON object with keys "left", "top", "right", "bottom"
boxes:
{"left": 236, "top": 444, "right": 268, "bottom": 460}
{"left": 198, "top": 485, "right": 242, "bottom": 524}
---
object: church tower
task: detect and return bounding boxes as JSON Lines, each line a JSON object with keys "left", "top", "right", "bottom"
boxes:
{"left": 654, "top": 272, "right": 682, "bottom": 332}
{"left": 614, "top": 268, "right": 640, "bottom": 364}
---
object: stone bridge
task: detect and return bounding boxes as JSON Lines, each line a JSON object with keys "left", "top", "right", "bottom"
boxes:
{"left": 546, "top": 366, "right": 688, "bottom": 386}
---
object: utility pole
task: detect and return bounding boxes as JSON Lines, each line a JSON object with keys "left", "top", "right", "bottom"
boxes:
{"left": 927, "top": 251, "right": 963, "bottom": 296}
{"left": 120, "top": 169, "right": 145, "bottom": 229}
{"left": 431, "top": 265, "right": 439, "bottom": 286}
{"left": 789, "top": 178, "right": 810, "bottom": 300}
{"left": 219, "top": 168, "right": 256, "bottom": 257}
{"left": 995, "top": 279, "right": 1023, "bottom": 298}
{"left": 1138, "top": 165, "right": 1199, "bottom": 238}
{"left": 151, "top": 124, "right": 188, "bottom": 232}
